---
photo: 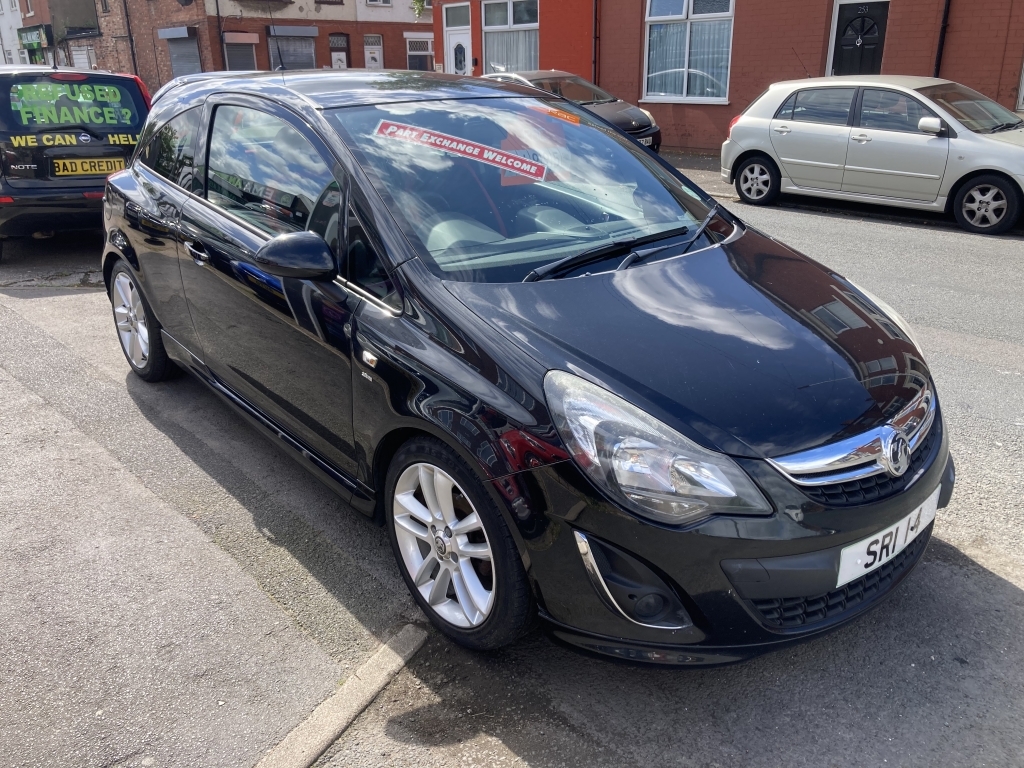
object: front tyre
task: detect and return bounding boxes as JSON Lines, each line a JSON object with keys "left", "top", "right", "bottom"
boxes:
{"left": 734, "top": 154, "right": 781, "bottom": 205}
{"left": 953, "top": 175, "right": 1021, "bottom": 235}
{"left": 109, "top": 261, "right": 177, "bottom": 382}
{"left": 385, "top": 437, "right": 533, "bottom": 650}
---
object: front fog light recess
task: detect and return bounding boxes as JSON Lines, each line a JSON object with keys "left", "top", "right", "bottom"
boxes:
{"left": 545, "top": 370, "right": 771, "bottom": 525}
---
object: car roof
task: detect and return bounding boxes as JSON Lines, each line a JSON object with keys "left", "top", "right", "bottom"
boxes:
{"left": 0, "top": 64, "right": 132, "bottom": 77}
{"left": 161, "top": 70, "right": 542, "bottom": 109}
{"left": 769, "top": 75, "right": 952, "bottom": 91}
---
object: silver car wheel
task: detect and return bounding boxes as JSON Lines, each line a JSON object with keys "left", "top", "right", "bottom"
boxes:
{"left": 392, "top": 463, "right": 495, "bottom": 628}
{"left": 740, "top": 163, "right": 772, "bottom": 200}
{"left": 112, "top": 272, "right": 150, "bottom": 369}
{"left": 962, "top": 184, "right": 1007, "bottom": 229}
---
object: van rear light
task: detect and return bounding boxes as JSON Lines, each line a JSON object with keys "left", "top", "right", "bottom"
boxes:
{"left": 129, "top": 75, "right": 152, "bottom": 109}
{"left": 83, "top": 191, "right": 105, "bottom": 199}
{"left": 727, "top": 114, "right": 742, "bottom": 139}
{"left": 0, "top": 196, "right": 14, "bottom": 203}
{"left": 49, "top": 72, "right": 89, "bottom": 82}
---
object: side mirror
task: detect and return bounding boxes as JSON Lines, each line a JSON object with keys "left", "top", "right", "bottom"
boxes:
{"left": 918, "top": 116, "right": 943, "bottom": 135}
{"left": 253, "top": 230, "right": 337, "bottom": 281}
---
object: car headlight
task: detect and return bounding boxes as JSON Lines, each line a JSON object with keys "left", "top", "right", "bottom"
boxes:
{"left": 639, "top": 108, "right": 656, "bottom": 127}
{"left": 846, "top": 280, "right": 921, "bottom": 350}
{"left": 544, "top": 370, "right": 772, "bottom": 525}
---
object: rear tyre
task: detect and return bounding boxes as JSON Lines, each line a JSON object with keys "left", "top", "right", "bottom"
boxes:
{"left": 953, "top": 175, "right": 1020, "bottom": 235}
{"left": 734, "top": 154, "right": 781, "bottom": 205}
{"left": 109, "top": 261, "right": 177, "bottom": 382}
{"left": 385, "top": 436, "right": 533, "bottom": 651}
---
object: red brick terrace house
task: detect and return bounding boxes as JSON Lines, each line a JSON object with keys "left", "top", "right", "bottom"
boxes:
{"left": 60, "top": 0, "right": 436, "bottom": 93}
{"left": 432, "top": 0, "right": 1024, "bottom": 150}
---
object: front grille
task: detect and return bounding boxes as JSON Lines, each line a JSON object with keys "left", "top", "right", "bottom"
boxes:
{"left": 799, "top": 418, "right": 940, "bottom": 507}
{"left": 749, "top": 526, "right": 931, "bottom": 630}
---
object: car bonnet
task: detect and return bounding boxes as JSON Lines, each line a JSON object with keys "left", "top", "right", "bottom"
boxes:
{"left": 442, "top": 229, "right": 932, "bottom": 459}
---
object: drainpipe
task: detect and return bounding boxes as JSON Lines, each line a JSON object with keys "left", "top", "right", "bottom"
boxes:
{"left": 214, "top": 0, "right": 224, "bottom": 69}
{"left": 933, "top": 0, "right": 951, "bottom": 78}
{"left": 592, "top": 0, "right": 599, "bottom": 83}
{"left": 121, "top": 0, "right": 140, "bottom": 75}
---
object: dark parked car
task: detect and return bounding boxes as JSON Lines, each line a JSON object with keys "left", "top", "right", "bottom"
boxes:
{"left": 483, "top": 70, "right": 662, "bottom": 152}
{"left": 102, "top": 71, "right": 954, "bottom": 665}
{"left": 0, "top": 65, "right": 150, "bottom": 260}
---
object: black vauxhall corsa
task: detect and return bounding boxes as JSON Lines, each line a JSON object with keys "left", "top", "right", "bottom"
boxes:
{"left": 0, "top": 65, "right": 150, "bottom": 259}
{"left": 102, "top": 71, "right": 955, "bottom": 665}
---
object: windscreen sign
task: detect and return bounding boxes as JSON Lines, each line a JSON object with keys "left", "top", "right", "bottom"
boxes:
{"left": 9, "top": 82, "right": 140, "bottom": 129}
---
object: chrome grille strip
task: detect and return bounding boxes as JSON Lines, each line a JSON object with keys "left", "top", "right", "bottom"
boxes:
{"left": 767, "top": 385, "right": 936, "bottom": 487}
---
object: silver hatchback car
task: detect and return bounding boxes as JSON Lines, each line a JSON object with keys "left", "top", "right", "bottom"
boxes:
{"left": 721, "top": 76, "right": 1024, "bottom": 235}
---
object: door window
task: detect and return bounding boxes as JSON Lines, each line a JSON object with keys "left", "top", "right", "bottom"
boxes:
{"left": 859, "top": 89, "right": 937, "bottom": 133}
{"left": 791, "top": 88, "right": 856, "bottom": 125}
{"left": 137, "top": 107, "right": 201, "bottom": 191}
{"left": 206, "top": 105, "right": 339, "bottom": 245}
{"left": 345, "top": 203, "right": 398, "bottom": 306}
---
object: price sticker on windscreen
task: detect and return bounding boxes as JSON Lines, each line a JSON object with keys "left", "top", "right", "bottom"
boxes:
{"left": 374, "top": 120, "right": 547, "bottom": 182}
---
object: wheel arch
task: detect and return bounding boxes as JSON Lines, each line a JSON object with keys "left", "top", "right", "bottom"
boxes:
{"left": 371, "top": 423, "right": 536, "bottom": 574}
{"left": 729, "top": 149, "right": 781, "bottom": 183}
{"left": 944, "top": 169, "right": 1024, "bottom": 214}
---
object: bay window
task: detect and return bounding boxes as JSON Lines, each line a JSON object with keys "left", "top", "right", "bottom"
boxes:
{"left": 482, "top": 0, "right": 538, "bottom": 74}
{"left": 644, "top": 0, "right": 733, "bottom": 102}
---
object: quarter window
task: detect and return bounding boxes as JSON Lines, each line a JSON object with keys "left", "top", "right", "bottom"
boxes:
{"left": 138, "top": 108, "right": 201, "bottom": 191}
{"left": 482, "top": 0, "right": 538, "bottom": 74}
{"left": 791, "top": 88, "right": 856, "bottom": 126}
{"left": 345, "top": 203, "right": 398, "bottom": 306}
{"left": 859, "top": 88, "right": 938, "bottom": 133}
{"left": 644, "top": 0, "right": 733, "bottom": 102}
{"left": 206, "top": 106, "right": 340, "bottom": 245}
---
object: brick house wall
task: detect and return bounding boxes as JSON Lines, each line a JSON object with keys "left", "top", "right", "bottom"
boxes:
{"left": 208, "top": 16, "right": 430, "bottom": 72}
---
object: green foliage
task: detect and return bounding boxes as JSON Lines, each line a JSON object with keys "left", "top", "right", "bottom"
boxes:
{"left": 411, "top": 0, "right": 427, "bottom": 17}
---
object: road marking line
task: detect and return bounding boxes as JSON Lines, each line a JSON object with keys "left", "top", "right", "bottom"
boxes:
{"left": 256, "top": 624, "right": 428, "bottom": 768}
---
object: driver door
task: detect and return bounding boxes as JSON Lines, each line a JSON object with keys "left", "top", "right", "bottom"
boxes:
{"left": 178, "top": 96, "right": 360, "bottom": 480}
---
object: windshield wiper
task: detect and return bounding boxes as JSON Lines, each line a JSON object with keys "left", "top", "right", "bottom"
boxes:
{"left": 989, "top": 121, "right": 1024, "bottom": 133}
{"left": 522, "top": 225, "right": 693, "bottom": 282}
{"left": 618, "top": 205, "right": 720, "bottom": 270}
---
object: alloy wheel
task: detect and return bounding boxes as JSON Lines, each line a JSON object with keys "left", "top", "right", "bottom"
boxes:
{"left": 392, "top": 463, "right": 495, "bottom": 628}
{"left": 961, "top": 184, "right": 1007, "bottom": 229}
{"left": 112, "top": 272, "right": 150, "bottom": 369}
{"left": 740, "top": 163, "right": 772, "bottom": 200}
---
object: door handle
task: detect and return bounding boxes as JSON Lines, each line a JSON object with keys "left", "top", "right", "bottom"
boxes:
{"left": 773, "top": 126, "right": 791, "bottom": 135}
{"left": 851, "top": 134, "right": 872, "bottom": 143}
{"left": 184, "top": 240, "right": 209, "bottom": 265}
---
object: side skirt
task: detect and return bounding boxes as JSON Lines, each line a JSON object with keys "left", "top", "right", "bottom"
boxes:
{"left": 160, "top": 329, "right": 377, "bottom": 518}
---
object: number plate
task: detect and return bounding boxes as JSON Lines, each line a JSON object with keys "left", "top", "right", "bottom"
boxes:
{"left": 638, "top": 137, "right": 653, "bottom": 146}
{"left": 836, "top": 485, "right": 940, "bottom": 588}
{"left": 53, "top": 157, "right": 125, "bottom": 176}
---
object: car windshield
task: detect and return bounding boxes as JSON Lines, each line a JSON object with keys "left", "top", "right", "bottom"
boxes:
{"left": 916, "top": 83, "right": 1023, "bottom": 133}
{"left": 328, "top": 98, "right": 721, "bottom": 283}
{"left": 528, "top": 76, "right": 616, "bottom": 105}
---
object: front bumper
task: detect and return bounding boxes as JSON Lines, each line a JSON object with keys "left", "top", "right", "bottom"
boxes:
{"left": 628, "top": 125, "right": 662, "bottom": 153}
{"left": 0, "top": 183, "right": 105, "bottom": 237}
{"left": 503, "top": 409, "right": 954, "bottom": 665}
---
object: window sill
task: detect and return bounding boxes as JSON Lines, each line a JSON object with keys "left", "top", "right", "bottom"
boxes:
{"left": 640, "top": 97, "right": 730, "bottom": 106}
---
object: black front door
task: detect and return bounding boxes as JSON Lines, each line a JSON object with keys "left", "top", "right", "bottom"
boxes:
{"left": 832, "top": 2, "right": 889, "bottom": 76}
{"left": 178, "top": 96, "right": 360, "bottom": 481}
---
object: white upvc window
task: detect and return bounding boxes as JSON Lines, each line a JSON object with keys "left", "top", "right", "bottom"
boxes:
{"left": 482, "top": 0, "right": 538, "bottom": 75}
{"left": 407, "top": 37, "right": 434, "bottom": 71}
{"left": 366, "top": 0, "right": 392, "bottom": 5}
{"left": 643, "top": 0, "right": 733, "bottom": 104}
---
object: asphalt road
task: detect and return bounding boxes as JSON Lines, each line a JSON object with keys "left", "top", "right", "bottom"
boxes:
{"left": 1, "top": 185, "right": 1023, "bottom": 768}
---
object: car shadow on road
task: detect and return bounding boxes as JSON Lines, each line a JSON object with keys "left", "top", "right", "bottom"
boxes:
{"left": 123, "top": 370, "right": 421, "bottom": 666}
{"left": 742, "top": 193, "right": 1024, "bottom": 241}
